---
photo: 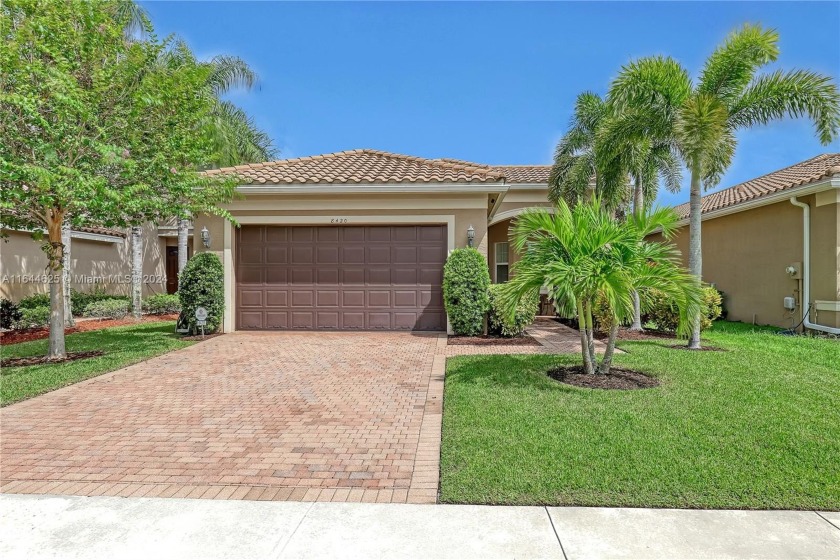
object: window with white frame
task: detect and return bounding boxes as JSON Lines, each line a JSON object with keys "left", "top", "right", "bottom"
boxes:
{"left": 494, "top": 242, "right": 509, "bottom": 283}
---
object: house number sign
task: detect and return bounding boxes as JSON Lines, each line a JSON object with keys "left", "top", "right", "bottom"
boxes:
{"left": 330, "top": 218, "right": 348, "bottom": 224}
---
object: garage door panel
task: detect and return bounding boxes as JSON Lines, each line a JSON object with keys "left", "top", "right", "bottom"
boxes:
{"left": 237, "top": 225, "right": 446, "bottom": 330}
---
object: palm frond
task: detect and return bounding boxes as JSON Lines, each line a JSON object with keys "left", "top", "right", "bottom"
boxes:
{"left": 729, "top": 69, "right": 840, "bottom": 145}
{"left": 697, "top": 23, "right": 779, "bottom": 103}
{"left": 207, "top": 55, "right": 258, "bottom": 95}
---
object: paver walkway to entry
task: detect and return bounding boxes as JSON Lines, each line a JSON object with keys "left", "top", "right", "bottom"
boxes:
{"left": 0, "top": 332, "right": 445, "bottom": 504}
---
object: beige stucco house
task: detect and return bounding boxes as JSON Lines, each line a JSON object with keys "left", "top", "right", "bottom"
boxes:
{"left": 649, "top": 153, "right": 840, "bottom": 332}
{"left": 193, "top": 149, "right": 551, "bottom": 332}
{"left": 1, "top": 221, "right": 191, "bottom": 301}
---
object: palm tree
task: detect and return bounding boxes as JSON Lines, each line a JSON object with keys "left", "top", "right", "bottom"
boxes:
{"left": 496, "top": 200, "right": 702, "bottom": 375}
{"left": 551, "top": 92, "right": 683, "bottom": 329}
{"left": 609, "top": 24, "right": 840, "bottom": 348}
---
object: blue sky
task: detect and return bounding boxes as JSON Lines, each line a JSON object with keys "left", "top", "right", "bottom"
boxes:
{"left": 142, "top": 1, "right": 840, "bottom": 207}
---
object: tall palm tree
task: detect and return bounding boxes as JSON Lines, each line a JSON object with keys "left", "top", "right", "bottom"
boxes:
{"left": 609, "top": 24, "right": 840, "bottom": 348}
{"left": 496, "top": 200, "right": 701, "bottom": 375}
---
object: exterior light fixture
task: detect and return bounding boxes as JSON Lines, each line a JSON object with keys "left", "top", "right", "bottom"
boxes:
{"left": 467, "top": 224, "right": 475, "bottom": 247}
{"left": 200, "top": 226, "right": 211, "bottom": 248}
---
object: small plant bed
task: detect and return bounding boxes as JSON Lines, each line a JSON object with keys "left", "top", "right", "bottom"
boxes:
{"left": 0, "top": 313, "right": 179, "bottom": 345}
{"left": 448, "top": 335, "right": 542, "bottom": 346}
{"left": 547, "top": 365, "right": 659, "bottom": 390}
{"left": 593, "top": 327, "right": 677, "bottom": 341}
{"left": 1, "top": 350, "right": 104, "bottom": 368}
{"left": 178, "top": 332, "right": 224, "bottom": 342}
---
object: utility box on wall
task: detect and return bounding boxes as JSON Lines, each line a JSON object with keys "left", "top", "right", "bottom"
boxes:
{"left": 785, "top": 262, "right": 802, "bottom": 280}
{"left": 783, "top": 296, "right": 796, "bottom": 310}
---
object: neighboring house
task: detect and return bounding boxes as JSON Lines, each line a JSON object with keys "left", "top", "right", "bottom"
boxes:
{"left": 649, "top": 153, "right": 840, "bottom": 332}
{"left": 194, "top": 149, "right": 551, "bottom": 332}
{"left": 0, "top": 221, "right": 192, "bottom": 301}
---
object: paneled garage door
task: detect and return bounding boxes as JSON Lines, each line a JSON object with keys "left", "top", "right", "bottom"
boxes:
{"left": 236, "top": 225, "right": 447, "bottom": 330}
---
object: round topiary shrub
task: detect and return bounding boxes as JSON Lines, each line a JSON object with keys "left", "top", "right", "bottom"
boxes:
{"left": 488, "top": 284, "right": 539, "bottom": 337}
{"left": 178, "top": 252, "right": 224, "bottom": 334}
{"left": 443, "top": 248, "right": 490, "bottom": 336}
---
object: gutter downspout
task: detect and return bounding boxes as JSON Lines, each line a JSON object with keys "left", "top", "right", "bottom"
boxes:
{"left": 789, "top": 196, "right": 840, "bottom": 334}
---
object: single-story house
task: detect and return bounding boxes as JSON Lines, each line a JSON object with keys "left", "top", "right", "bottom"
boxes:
{"left": 648, "top": 153, "right": 840, "bottom": 333}
{"left": 0, "top": 220, "right": 192, "bottom": 301}
{"left": 194, "top": 149, "right": 552, "bottom": 332}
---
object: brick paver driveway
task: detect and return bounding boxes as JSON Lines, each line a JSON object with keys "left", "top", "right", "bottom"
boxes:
{"left": 1, "top": 332, "right": 445, "bottom": 504}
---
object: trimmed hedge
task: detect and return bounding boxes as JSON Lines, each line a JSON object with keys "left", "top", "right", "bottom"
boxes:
{"left": 18, "top": 293, "right": 50, "bottom": 309}
{"left": 13, "top": 306, "right": 50, "bottom": 329}
{"left": 443, "top": 248, "right": 490, "bottom": 336}
{"left": 1, "top": 298, "right": 23, "bottom": 329}
{"left": 142, "top": 293, "right": 181, "bottom": 315}
{"left": 178, "top": 252, "right": 224, "bottom": 334}
{"left": 488, "top": 284, "right": 539, "bottom": 337}
{"left": 82, "top": 299, "right": 129, "bottom": 320}
{"left": 643, "top": 285, "right": 723, "bottom": 332}
{"left": 71, "top": 288, "right": 129, "bottom": 317}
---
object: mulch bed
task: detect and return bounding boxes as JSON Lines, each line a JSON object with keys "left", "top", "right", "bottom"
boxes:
{"left": 2, "top": 350, "right": 104, "bottom": 368}
{"left": 547, "top": 365, "right": 660, "bottom": 390}
{"left": 178, "top": 332, "right": 223, "bottom": 342}
{"left": 594, "top": 327, "right": 677, "bottom": 341}
{"left": 448, "top": 335, "right": 542, "bottom": 346}
{"left": 0, "top": 314, "right": 179, "bottom": 345}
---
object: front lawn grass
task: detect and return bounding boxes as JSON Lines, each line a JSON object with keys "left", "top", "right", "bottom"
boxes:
{"left": 440, "top": 321, "right": 840, "bottom": 509}
{"left": 1, "top": 321, "right": 194, "bottom": 406}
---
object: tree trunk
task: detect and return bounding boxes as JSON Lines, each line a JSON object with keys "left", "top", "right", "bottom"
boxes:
{"left": 131, "top": 226, "right": 143, "bottom": 319}
{"left": 630, "top": 173, "right": 644, "bottom": 331}
{"left": 584, "top": 300, "right": 597, "bottom": 372}
{"left": 687, "top": 168, "right": 703, "bottom": 349}
{"left": 177, "top": 218, "right": 189, "bottom": 275}
{"left": 577, "top": 300, "right": 595, "bottom": 375}
{"left": 61, "top": 221, "right": 75, "bottom": 327}
{"left": 598, "top": 322, "right": 620, "bottom": 374}
{"left": 45, "top": 211, "right": 66, "bottom": 359}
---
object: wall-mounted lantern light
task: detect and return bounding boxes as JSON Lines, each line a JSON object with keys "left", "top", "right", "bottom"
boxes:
{"left": 200, "top": 226, "right": 211, "bottom": 248}
{"left": 467, "top": 224, "right": 475, "bottom": 247}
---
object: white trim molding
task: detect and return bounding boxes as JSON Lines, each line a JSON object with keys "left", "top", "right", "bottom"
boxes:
{"left": 222, "top": 214, "right": 457, "bottom": 334}
{"left": 489, "top": 206, "right": 555, "bottom": 226}
{"left": 70, "top": 231, "right": 124, "bottom": 243}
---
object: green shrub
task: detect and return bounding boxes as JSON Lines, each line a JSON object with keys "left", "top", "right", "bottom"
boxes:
{"left": 18, "top": 293, "right": 50, "bottom": 309}
{"left": 178, "top": 252, "right": 224, "bottom": 334}
{"left": 12, "top": 306, "right": 50, "bottom": 329}
{"left": 82, "top": 299, "right": 129, "bottom": 320}
{"left": 643, "top": 285, "right": 723, "bottom": 332}
{"left": 70, "top": 287, "right": 129, "bottom": 317}
{"left": 488, "top": 284, "right": 538, "bottom": 337}
{"left": 143, "top": 293, "right": 181, "bottom": 315}
{"left": 1, "top": 298, "right": 23, "bottom": 329}
{"left": 443, "top": 248, "right": 491, "bottom": 336}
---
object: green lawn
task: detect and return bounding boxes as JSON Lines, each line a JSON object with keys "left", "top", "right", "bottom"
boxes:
{"left": 1, "top": 321, "right": 194, "bottom": 406}
{"left": 440, "top": 322, "right": 840, "bottom": 509}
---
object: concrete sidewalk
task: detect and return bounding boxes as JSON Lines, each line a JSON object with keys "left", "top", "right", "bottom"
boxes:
{"left": 1, "top": 494, "right": 838, "bottom": 560}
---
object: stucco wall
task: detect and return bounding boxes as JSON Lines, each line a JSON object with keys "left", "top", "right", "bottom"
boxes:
{"left": 649, "top": 194, "right": 839, "bottom": 329}
{"left": 1, "top": 225, "right": 169, "bottom": 301}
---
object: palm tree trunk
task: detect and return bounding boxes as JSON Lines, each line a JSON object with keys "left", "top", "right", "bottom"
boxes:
{"left": 177, "top": 218, "right": 189, "bottom": 276}
{"left": 61, "top": 220, "right": 75, "bottom": 328}
{"left": 584, "top": 300, "right": 597, "bottom": 371}
{"left": 577, "top": 300, "right": 595, "bottom": 375}
{"left": 687, "top": 168, "right": 703, "bottom": 349}
{"left": 630, "top": 173, "right": 644, "bottom": 331}
{"left": 45, "top": 211, "right": 66, "bottom": 359}
{"left": 131, "top": 226, "right": 143, "bottom": 319}
{"left": 598, "top": 322, "right": 620, "bottom": 374}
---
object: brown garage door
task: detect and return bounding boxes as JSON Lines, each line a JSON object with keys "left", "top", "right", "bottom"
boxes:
{"left": 236, "top": 225, "right": 447, "bottom": 330}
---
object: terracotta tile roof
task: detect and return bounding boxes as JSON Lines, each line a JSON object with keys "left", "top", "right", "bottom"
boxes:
{"left": 673, "top": 153, "right": 840, "bottom": 219}
{"left": 76, "top": 226, "right": 126, "bottom": 238}
{"left": 488, "top": 165, "right": 552, "bottom": 184}
{"left": 204, "top": 149, "right": 506, "bottom": 185}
